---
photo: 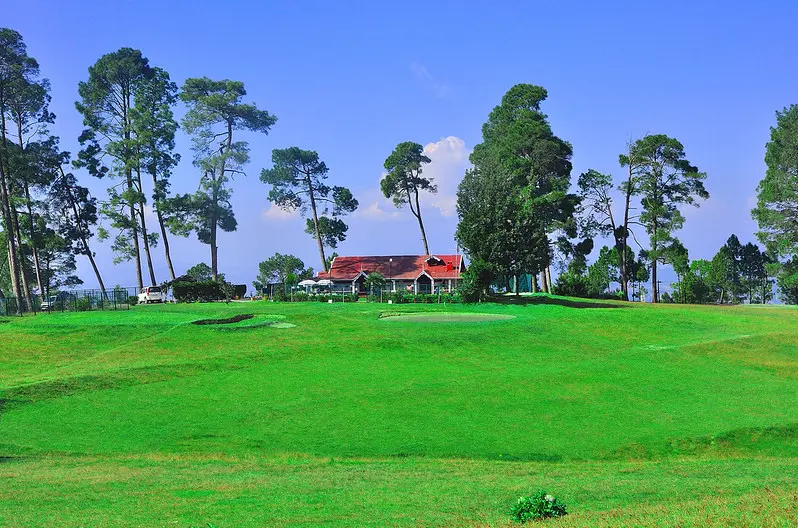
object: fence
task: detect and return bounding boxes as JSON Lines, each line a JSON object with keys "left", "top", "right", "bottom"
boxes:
{"left": 0, "top": 287, "right": 139, "bottom": 316}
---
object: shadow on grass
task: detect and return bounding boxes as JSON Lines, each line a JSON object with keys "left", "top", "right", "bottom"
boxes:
{"left": 491, "top": 294, "right": 625, "bottom": 309}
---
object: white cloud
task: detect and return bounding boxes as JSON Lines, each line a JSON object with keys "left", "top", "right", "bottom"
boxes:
{"left": 262, "top": 205, "right": 300, "bottom": 220}
{"left": 420, "top": 136, "right": 470, "bottom": 217}
{"left": 354, "top": 136, "right": 471, "bottom": 221}
{"left": 411, "top": 62, "right": 451, "bottom": 98}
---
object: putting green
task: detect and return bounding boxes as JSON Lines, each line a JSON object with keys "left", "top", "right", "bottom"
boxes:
{"left": 379, "top": 312, "right": 515, "bottom": 323}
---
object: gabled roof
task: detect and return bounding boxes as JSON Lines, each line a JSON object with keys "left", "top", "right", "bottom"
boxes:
{"left": 316, "top": 255, "right": 465, "bottom": 281}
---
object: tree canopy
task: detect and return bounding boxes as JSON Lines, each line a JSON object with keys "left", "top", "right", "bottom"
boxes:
{"left": 381, "top": 141, "right": 435, "bottom": 254}
{"left": 261, "top": 147, "right": 357, "bottom": 272}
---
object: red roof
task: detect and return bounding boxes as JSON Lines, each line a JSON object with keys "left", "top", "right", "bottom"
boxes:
{"left": 316, "top": 255, "right": 465, "bottom": 281}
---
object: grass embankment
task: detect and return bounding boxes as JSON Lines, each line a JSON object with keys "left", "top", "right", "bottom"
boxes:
{"left": 0, "top": 298, "right": 796, "bottom": 526}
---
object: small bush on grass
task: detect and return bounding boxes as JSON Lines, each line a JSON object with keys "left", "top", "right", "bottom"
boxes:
{"left": 509, "top": 490, "right": 567, "bottom": 523}
{"left": 293, "top": 292, "right": 309, "bottom": 302}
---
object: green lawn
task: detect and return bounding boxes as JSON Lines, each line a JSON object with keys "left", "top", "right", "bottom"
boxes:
{"left": 1, "top": 298, "right": 796, "bottom": 526}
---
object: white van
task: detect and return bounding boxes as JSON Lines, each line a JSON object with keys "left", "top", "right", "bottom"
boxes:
{"left": 138, "top": 286, "right": 163, "bottom": 304}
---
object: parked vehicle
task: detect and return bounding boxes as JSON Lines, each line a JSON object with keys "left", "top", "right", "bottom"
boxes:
{"left": 138, "top": 286, "right": 163, "bottom": 304}
{"left": 40, "top": 295, "right": 59, "bottom": 311}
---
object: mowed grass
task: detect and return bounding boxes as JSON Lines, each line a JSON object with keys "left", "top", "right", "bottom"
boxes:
{"left": 0, "top": 298, "right": 796, "bottom": 526}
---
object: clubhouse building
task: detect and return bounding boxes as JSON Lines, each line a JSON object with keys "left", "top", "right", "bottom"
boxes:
{"left": 315, "top": 254, "right": 465, "bottom": 294}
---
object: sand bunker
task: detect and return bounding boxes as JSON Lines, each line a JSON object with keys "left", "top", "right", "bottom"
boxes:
{"left": 192, "top": 314, "right": 255, "bottom": 325}
{"left": 379, "top": 312, "right": 515, "bottom": 323}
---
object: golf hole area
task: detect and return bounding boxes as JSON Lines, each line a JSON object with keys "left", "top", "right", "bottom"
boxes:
{"left": 379, "top": 312, "right": 515, "bottom": 323}
{"left": 192, "top": 314, "right": 296, "bottom": 330}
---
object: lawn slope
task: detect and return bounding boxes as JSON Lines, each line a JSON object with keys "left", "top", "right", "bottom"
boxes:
{"left": 1, "top": 299, "right": 796, "bottom": 526}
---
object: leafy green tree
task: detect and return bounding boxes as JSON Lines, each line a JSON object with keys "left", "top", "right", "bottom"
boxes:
{"left": 708, "top": 240, "right": 741, "bottom": 304}
{"left": 663, "top": 239, "right": 689, "bottom": 303}
{"left": 0, "top": 27, "right": 42, "bottom": 310}
{"left": 131, "top": 67, "right": 180, "bottom": 280}
{"left": 173, "top": 77, "right": 276, "bottom": 281}
{"left": 253, "top": 252, "right": 306, "bottom": 292}
{"left": 586, "top": 245, "right": 620, "bottom": 297}
{"left": 458, "top": 259, "right": 493, "bottom": 302}
{"left": 261, "top": 147, "right": 357, "bottom": 271}
{"left": 456, "top": 158, "right": 548, "bottom": 292}
{"left": 185, "top": 262, "right": 225, "bottom": 283}
{"left": 578, "top": 168, "right": 629, "bottom": 299}
{"left": 778, "top": 258, "right": 798, "bottom": 304}
{"left": 460, "top": 84, "right": 577, "bottom": 293}
{"left": 752, "top": 105, "right": 798, "bottom": 303}
{"left": 4, "top": 53, "right": 56, "bottom": 304}
{"left": 381, "top": 142, "right": 435, "bottom": 254}
{"left": 74, "top": 47, "right": 154, "bottom": 289}
{"left": 630, "top": 134, "right": 708, "bottom": 302}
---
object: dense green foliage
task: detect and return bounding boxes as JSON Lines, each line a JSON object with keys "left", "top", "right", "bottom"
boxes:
{"left": 252, "top": 252, "right": 309, "bottom": 292}
{"left": 0, "top": 301, "right": 796, "bottom": 526}
{"left": 457, "top": 84, "right": 577, "bottom": 293}
{"left": 171, "top": 280, "right": 232, "bottom": 302}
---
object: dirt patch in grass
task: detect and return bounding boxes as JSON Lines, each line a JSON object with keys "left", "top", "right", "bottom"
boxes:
{"left": 379, "top": 312, "right": 515, "bottom": 323}
{"left": 192, "top": 314, "right": 255, "bottom": 326}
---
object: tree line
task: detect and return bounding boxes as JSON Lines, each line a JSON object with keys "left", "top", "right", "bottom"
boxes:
{"left": 0, "top": 28, "right": 444, "bottom": 313}
{"left": 3, "top": 27, "right": 798, "bottom": 309}
{"left": 454, "top": 83, "right": 798, "bottom": 304}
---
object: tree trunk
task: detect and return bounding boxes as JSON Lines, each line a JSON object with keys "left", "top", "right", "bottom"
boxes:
{"left": 411, "top": 188, "right": 430, "bottom": 255}
{"left": 0, "top": 105, "right": 24, "bottom": 313}
{"left": 307, "top": 176, "right": 327, "bottom": 272}
{"left": 210, "top": 121, "right": 234, "bottom": 282}
{"left": 11, "top": 205, "right": 33, "bottom": 310}
{"left": 619, "top": 163, "right": 634, "bottom": 301}
{"left": 122, "top": 92, "right": 143, "bottom": 290}
{"left": 22, "top": 182, "right": 45, "bottom": 303}
{"left": 15, "top": 122, "right": 46, "bottom": 304}
{"left": 541, "top": 268, "right": 549, "bottom": 293}
{"left": 0, "top": 167, "right": 23, "bottom": 312}
{"left": 156, "top": 207, "right": 175, "bottom": 280}
{"left": 531, "top": 274, "right": 538, "bottom": 293}
{"left": 210, "top": 221, "right": 218, "bottom": 282}
{"left": 139, "top": 205, "right": 157, "bottom": 285}
{"left": 651, "top": 260, "right": 658, "bottom": 303}
{"left": 150, "top": 165, "right": 175, "bottom": 280}
{"left": 136, "top": 169, "right": 156, "bottom": 285}
{"left": 513, "top": 274, "right": 518, "bottom": 295}
{"left": 546, "top": 266, "right": 553, "bottom": 293}
{"left": 62, "top": 168, "right": 107, "bottom": 298}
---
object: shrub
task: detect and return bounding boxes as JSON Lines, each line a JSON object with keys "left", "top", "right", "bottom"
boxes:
{"left": 293, "top": 292, "right": 309, "bottom": 302}
{"left": 316, "top": 294, "right": 330, "bottom": 302}
{"left": 173, "top": 280, "right": 232, "bottom": 303}
{"left": 458, "top": 259, "right": 493, "bottom": 302}
{"left": 509, "top": 491, "right": 567, "bottom": 524}
{"left": 553, "top": 272, "right": 590, "bottom": 298}
{"left": 127, "top": 296, "right": 138, "bottom": 306}
{"left": 388, "top": 291, "right": 403, "bottom": 304}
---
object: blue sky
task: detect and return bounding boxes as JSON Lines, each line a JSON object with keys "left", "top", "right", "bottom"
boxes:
{"left": 4, "top": 0, "right": 798, "bottom": 291}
